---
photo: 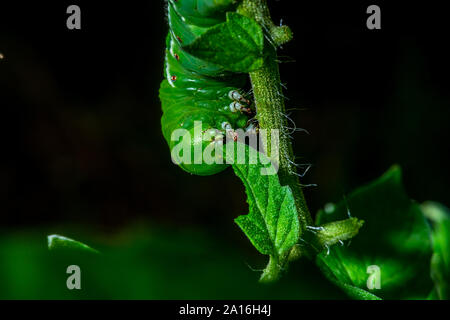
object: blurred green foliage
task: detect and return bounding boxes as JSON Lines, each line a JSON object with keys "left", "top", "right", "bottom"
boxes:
{"left": 316, "top": 166, "right": 433, "bottom": 299}
{"left": 422, "top": 202, "right": 450, "bottom": 299}
{"left": 0, "top": 224, "right": 344, "bottom": 299}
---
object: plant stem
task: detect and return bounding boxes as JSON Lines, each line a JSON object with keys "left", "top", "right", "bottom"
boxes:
{"left": 259, "top": 255, "right": 281, "bottom": 283}
{"left": 238, "top": 0, "right": 313, "bottom": 232}
{"left": 238, "top": 0, "right": 314, "bottom": 282}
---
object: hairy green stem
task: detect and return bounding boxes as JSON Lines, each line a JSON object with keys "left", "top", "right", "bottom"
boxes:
{"left": 259, "top": 255, "right": 281, "bottom": 283}
{"left": 238, "top": 0, "right": 313, "bottom": 229}
{"left": 238, "top": 0, "right": 313, "bottom": 282}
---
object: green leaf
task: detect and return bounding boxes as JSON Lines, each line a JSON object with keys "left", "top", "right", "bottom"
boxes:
{"left": 184, "top": 12, "right": 264, "bottom": 72}
{"left": 317, "top": 259, "right": 382, "bottom": 300}
{"left": 315, "top": 166, "right": 433, "bottom": 299}
{"left": 421, "top": 201, "right": 450, "bottom": 299}
{"left": 314, "top": 217, "right": 364, "bottom": 250}
{"left": 47, "top": 234, "right": 99, "bottom": 254}
{"left": 231, "top": 143, "right": 299, "bottom": 282}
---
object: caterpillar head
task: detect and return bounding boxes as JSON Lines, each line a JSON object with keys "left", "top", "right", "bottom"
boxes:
{"left": 170, "top": 122, "right": 229, "bottom": 176}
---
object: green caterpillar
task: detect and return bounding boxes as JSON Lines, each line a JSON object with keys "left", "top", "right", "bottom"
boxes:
{"left": 159, "top": 0, "right": 255, "bottom": 176}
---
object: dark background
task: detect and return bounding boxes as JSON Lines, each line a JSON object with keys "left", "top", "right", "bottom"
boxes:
{"left": 0, "top": 1, "right": 449, "bottom": 298}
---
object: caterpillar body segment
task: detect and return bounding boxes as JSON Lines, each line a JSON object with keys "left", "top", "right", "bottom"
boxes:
{"left": 160, "top": 0, "right": 256, "bottom": 175}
